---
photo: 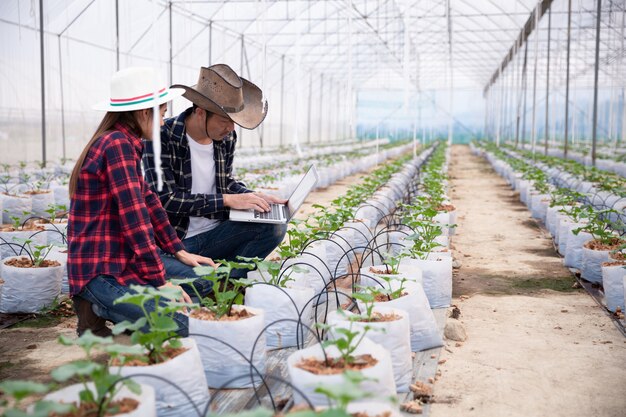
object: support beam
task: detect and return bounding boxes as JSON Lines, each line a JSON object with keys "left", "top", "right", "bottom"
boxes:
{"left": 484, "top": 0, "right": 554, "bottom": 96}
{"left": 39, "top": 0, "right": 46, "bottom": 166}
{"left": 544, "top": 7, "right": 551, "bottom": 155}
{"left": 591, "top": 0, "right": 602, "bottom": 166}
{"left": 279, "top": 55, "right": 285, "bottom": 147}
{"left": 564, "top": 0, "right": 572, "bottom": 158}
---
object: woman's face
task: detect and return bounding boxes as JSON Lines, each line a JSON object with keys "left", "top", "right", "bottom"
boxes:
{"left": 138, "top": 104, "right": 167, "bottom": 140}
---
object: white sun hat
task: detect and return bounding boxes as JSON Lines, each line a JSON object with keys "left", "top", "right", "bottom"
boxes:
{"left": 93, "top": 67, "right": 184, "bottom": 112}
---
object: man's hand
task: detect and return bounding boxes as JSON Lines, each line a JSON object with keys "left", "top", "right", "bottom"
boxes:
{"left": 254, "top": 192, "right": 288, "bottom": 205}
{"left": 174, "top": 250, "right": 216, "bottom": 268}
{"left": 223, "top": 193, "right": 272, "bottom": 212}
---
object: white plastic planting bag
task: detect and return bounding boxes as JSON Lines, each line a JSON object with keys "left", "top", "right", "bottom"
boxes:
{"left": 346, "top": 402, "right": 402, "bottom": 417}
{"left": 27, "top": 190, "right": 56, "bottom": 217}
{"left": 343, "top": 220, "right": 374, "bottom": 252}
{"left": 327, "top": 307, "right": 412, "bottom": 392}
{"left": 44, "top": 383, "right": 156, "bottom": 417}
{"left": 580, "top": 246, "right": 610, "bottom": 284}
{"left": 557, "top": 217, "right": 574, "bottom": 254}
{"left": 0, "top": 229, "right": 47, "bottom": 260}
{"left": 1, "top": 194, "right": 32, "bottom": 224}
{"left": 52, "top": 184, "right": 70, "bottom": 208}
{"left": 0, "top": 255, "right": 63, "bottom": 313}
{"left": 357, "top": 278, "right": 443, "bottom": 352}
{"left": 47, "top": 246, "right": 69, "bottom": 294}
{"left": 35, "top": 220, "right": 68, "bottom": 246}
{"left": 563, "top": 226, "right": 593, "bottom": 269}
{"left": 601, "top": 264, "right": 626, "bottom": 312}
{"left": 530, "top": 194, "right": 550, "bottom": 222}
{"left": 287, "top": 337, "right": 396, "bottom": 406}
{"left": 324, "top": 235, "right": 351, "bottom": 278}
{"left": 188, "top": 305, "right": 266, "bottom": 388}
{"left": 360, "top": 265, "right": 423, "bottom": 287}
{"left": 245, "top": 284, "right": 314, "bottom": 348}
{"left": 400, "top": 257, "right": 452, "bottom": 308}
{"left": 546, "top": 206, "right": 564, "bottom": 236}
{"left": 111, "top": 338, "right": 209, "bottom": 417}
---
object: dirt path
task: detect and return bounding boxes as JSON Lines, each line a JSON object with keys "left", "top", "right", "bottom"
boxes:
{"left": 430, "top": 145, "right": 626, "bottom": 417}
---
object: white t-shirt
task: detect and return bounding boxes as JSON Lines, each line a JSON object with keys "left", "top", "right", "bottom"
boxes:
{"left": 186, "top": 133, "right": 221, "bottom": 238}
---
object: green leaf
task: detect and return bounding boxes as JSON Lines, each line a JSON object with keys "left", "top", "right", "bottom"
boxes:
{"left": 51, "top": 361, "right": 101, "bottom": 382}
{"left": 0, "top": 380, "right": 50, "bottom": 401}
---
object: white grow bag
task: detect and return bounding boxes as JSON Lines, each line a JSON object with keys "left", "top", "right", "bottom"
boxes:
{"left": 0, "top": 228, "right": 47, "bottom": 260}
{"left": 188, "top": 305, "right": 266, "bottom": 389}
{"left": 580, "top": 244, "right": 611, "bottom": 284}
{"left": 563, "top": 226, "right": 593, "bottom": 269}
{"left": 287, "top": 337, "right": 396, "bottom": 406}
{"left": 111, "top": 338, "right": 209, "bottom": 417}
{"left": 601, "top": 263, "right": 626, "bottom": 312}
{"left": 400, "top": 256, "right": 452, "bottom": 308}
{"left": 0, "top": 255, "right": 63, "bottom": 313}
{"left": 327, "top": 307, "right": 412, "bottom": 392}
{"left": 356, "top": 279, "right": 442, "bottom": 352}
{"left": 44, "top": 383, "right": 156, "bottom": 417}
{"left": 245, "top": 283, "right": 314, "bottom": 348}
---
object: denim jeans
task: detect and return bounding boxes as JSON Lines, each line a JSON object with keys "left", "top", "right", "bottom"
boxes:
{"left": 79, "top": 274, "right": 189, "bottom": 337}
{"left": 160, "top": 220, "right": 287, "bottom": 280}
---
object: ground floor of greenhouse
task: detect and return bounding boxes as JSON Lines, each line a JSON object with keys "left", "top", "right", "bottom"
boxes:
{"left": 0, "top": 145, "right": 624, "bottom": 416}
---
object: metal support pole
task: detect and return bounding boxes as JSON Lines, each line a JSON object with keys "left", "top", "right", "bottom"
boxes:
{"left": 544, "top": 7, "right": 551, "bottom": 155}
{"left": 168, "top": 1, "right": 173, "bottom": 117}
{"left": 319, "top": 75, "right": 324, "bottom": 143}
{"left": 115, "top": 0, "right": 120, "bottom": 69}
{"left": 279, "top": 55, "right": 285, "bottom": 147}
{"left": 240, "top": 35, "right": 244, "bottom": 74}
{"left": 39, "top": 0, "right": 46, "bottom": 166}
{"left": 208, "top": 21, "right": 212, "bottom": 63}
{"left": 531, "top": 2, "right": 540, "bottom": 157}
{"left": 591, "top": 0, "right": 602, "bottom": 166}
{"left": 564, "top": 0, "right": 572, "bottom": 158}
{"left": 58, "top": 36, "right": 66, "bottom": 160}
{"left": 307, "top": 72, "right": 312, "bottom": 144}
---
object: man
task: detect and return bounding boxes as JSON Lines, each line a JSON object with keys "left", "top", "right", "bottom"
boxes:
{"left": 143, "top": 64, "right": 287, "bottom": 280}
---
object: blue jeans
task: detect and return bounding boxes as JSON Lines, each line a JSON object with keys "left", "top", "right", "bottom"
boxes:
{"left": 160, "top": 220, "right": 287, "bottom": 280}
{"left": 79, "top": 274, "right": 189, "bottom": 337}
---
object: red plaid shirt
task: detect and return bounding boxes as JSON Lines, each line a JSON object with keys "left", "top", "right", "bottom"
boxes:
{"left": 68, "top": 123, "right": 185, "bottom": 296}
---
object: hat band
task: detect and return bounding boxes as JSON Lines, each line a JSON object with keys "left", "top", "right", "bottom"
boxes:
{"left": 110, "top": 88, "right": 167, "bottom": 107}
{"left": 223, "top": 103, "right": 244, "bottom": 113}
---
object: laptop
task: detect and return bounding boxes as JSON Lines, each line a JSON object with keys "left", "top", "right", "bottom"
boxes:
{"left": 229, "top": 165, "right": 319, "bottom": 224}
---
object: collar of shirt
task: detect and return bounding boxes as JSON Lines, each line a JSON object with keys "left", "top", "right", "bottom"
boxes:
{"left": 113, "top": 121, "right": 144, "bottom": 156}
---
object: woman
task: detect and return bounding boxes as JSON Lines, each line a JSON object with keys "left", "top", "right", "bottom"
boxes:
{"left": 68, "top": 67, "right": 214, "bottom": 337}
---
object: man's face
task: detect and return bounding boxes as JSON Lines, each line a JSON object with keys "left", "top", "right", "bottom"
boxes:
{"left": 204, "top": 112, "right": 235, "bottom": 141}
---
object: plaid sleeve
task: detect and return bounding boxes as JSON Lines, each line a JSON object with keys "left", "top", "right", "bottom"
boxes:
{"left": 104, "top": 137, "right": 165, "bottom": 286}
{"left": 143, "top": 139, "right": 226, "bottom": 216}
{"left": 144, "top": 184, "right": 185, "bottom": 254}
{"left": 223, "top": 132, "right": 253, "bottom": 194}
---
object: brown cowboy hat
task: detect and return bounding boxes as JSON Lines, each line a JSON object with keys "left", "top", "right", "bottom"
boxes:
{"left": 172, "top": 64, "right": 267, "bottom": 129}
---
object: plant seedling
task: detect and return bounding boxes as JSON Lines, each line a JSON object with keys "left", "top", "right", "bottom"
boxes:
{"left": 52, "top": 331, "right": 144, "bottom": 417}
{"left": 0, "top": 380, "right": 74, "bottom": 417}
{"left": 188, "top": 259, "right": 255, "bottom": 319}
{"left": 317, "top": 321, "right": 372, "bottom": 366}
{"left": 112, "top": 284, "right": 188, "bottom": 364}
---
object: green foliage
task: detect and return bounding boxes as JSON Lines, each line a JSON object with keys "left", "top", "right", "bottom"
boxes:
{"left": 572, "top": 208, "right": 624, "bottom": 246}
{"left": 112, "top": 285, "right": 187, "bottom": 364}
{"left": 52, "top": 332, "right": 143, "bottom": 417}
{"left": 189, "top": 259, "right": 254, "bottom": 319}
{"left": 44, "top": 204, "right": 67, "bottom": 223}
{"left": 318, "top": 321, "right": 372, "bottom": 366}
{"left": 361, "top": 275, "right": 408, "bottom": 302}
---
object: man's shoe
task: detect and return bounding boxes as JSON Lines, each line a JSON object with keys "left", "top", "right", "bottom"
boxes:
{"left": 73, "top": 296, "right": 112, "bottom": 338}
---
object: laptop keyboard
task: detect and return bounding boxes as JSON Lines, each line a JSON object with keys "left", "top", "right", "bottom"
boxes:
{"left": 254, "top": 204, "right": 286, "bottom": 220}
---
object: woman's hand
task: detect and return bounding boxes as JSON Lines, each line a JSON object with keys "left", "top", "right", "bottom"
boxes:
{"left": 158, "top": 281, "right": 192, "bottom": 304}
{"left": 174, "top": 250, "right": 216, "bottom": 268}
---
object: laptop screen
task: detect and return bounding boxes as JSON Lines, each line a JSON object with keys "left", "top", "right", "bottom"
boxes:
{"left": 286, "top": 166, "right": 319, "bottom": 220}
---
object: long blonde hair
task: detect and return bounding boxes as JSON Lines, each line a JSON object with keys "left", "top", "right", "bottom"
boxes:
{"left": 69, "top": 111, "right": 142, "bottom": 198}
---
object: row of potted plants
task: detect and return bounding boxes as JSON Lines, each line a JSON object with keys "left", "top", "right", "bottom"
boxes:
{"left": 0, "top": 143, "right": 451, "bottom": 416}
{"left": 473, "top": 141, "right": 626, "bottom": 314}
